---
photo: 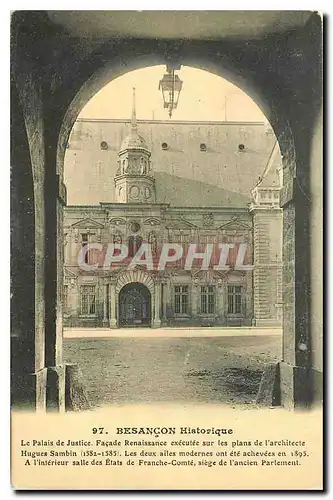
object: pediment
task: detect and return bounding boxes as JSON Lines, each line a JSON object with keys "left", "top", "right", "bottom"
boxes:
{"left": 166, "top": 218, "right": 197, "bottom": 230}
{"left": 71, "top": 217, "right": 104, "bottom": 229}
{"left": 227, "top": 270, "right": 246, "bottom": 280}
{"left": 64, "top": 267, "right": 77, "bottom": 278}
{"left": 218, "top": 218, "right": 251, "bottom": 231}
{"left": 109, "top": 217, "right": 127, "bottom": 226}
{"left": 192, "top": 269, "right": 227, "bottom": 281}
{"left": 169, "top": 268, "right": 192, "bottom": 276}
{"left": 143, "top": 217, "right": 161, "bottom": 226}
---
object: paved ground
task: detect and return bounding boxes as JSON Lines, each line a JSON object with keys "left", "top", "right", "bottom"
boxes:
{"left": 64, "top": 332, "right": 281, "bottom": 409}
{"left": 64, "top": 326, "right": 282, "bottom": 338}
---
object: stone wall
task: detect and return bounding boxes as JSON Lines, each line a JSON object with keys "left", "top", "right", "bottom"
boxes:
{"left": 65, "top": 119, "right": 281, "bottom": 206}
{"left": 63, "top": 204, "right": 254, "bottom": 327}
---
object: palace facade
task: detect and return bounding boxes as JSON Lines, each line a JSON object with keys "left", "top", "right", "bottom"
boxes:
{"left": 63, "top": 94, "right": 283, "bottom": 328}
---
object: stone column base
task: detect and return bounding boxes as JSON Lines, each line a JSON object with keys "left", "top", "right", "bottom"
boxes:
{"left": 11, "top": 365, "right": 66, "bottom": 413}
{"left": 256, "top": 363, "right": 280, "bottom": 406}
{"left": 252, "top": 318, "right": 282, "bottom": 327}
{"left": 11, "top": 367, "right": 48, "bottom": 412}
{"left": 312, "top": 369, "right": 323, "bottom": 406}
{"left": 279, "top": 361, "right": 312, "bottom": 409}
{"left": 152, "top": 319, "right": 161, "bottom": 328}
{"left": 109, "top": 319, "right": 117, "bottom": 329}
{"left": 46, "top": 365, "right": 66, "bottom": 412}
{"left": 65, "top": 363, "right": 90, "bottom": 411}
{"left": 102, "top": 319, "right": 109, "bottom": 327}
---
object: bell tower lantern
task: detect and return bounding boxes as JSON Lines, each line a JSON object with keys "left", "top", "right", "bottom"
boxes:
{"left": 115, "top": 88, "right": 156, "bottom": 203}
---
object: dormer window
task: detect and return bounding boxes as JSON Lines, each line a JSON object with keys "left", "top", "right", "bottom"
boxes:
{"left": 161, "top": 142, "right": 169, "bottom": 150}
{"left": 238, "top": 143, "right": 245, "bottom": 152}
{"left": 200, "top": 143, "right": 207, "bottom": 152}
{"left": 101, "top": 141, "right": 108, "bottom": 150}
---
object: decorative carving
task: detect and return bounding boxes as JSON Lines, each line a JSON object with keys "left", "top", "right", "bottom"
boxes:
{"left": 203, "top": 212, "right": 214, "bottom": 226}
{"left": 71, "top": 217, "right": 104, "bottom": 229}
{"left": 143, "top": 217, "right": 160, "bottom": 226}
{"left": 109, "top": 218, "right": 126, "bottom": 226}
{"left": 113, "top": 233, "right": 122, "bottom": 244}
{"left": 148, "top": 231, "right": 157, "bottom": 254}
{"left": 140, "top": 157, "right": 148, "bottom": 174}
{"left": 166, "top": 218, "right": 197, "bottom": 230}
{"left": 129, "top": 221, "right": 141, "bottom": 233}
{"left": 118, "top": 186, "right": 124, "bottom": 201}
{"left": 218, "top": 219, "right": 251, "bottom": 231}
{"left": 130, "top": 185, "right": 140, "bottom": 199}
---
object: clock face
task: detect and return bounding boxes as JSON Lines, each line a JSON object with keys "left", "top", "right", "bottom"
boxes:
{"left": 130, "top": 185, "right": 140, "bottom": 199}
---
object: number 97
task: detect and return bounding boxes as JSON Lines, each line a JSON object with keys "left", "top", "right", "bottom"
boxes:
{"left": 92, "top": 427, "right": 105, "bottom": 434}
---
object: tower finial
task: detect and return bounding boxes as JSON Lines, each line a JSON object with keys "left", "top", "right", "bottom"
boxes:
{"left": 131, "top": 87, "right": 137, "bottom": 132}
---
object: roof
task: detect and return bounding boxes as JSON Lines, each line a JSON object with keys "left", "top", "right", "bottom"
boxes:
{"left": 119, "top": 131, "right": 149, "bottom": 152}
{"left": 65, "top": 119, "right": 281, "bottom": 207}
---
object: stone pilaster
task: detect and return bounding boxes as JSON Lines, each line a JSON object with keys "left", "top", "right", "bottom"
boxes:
{"left": 103, "top": 282, "right": 109, "bottom": 326}
{"left": 153, "top": 281, "right": 161, "bottom": 328}
{"left": 109, "top": 282, "right": 117, "bottom": 328}
{"left": 44, "top": 118, "right": 67, "bottom": 411}
{"left": 250, "top": 186, "right": 283, "bottom": 327}
{"left": 279, "top": 177, "right": 312, "bottom": 408}
{"left": 161, "top": 281, "right": 168, "bottom": 325}
{"left": 216, "top": 282, "right": 225, "bottom": 321}
{"left": 191, "top": 282, "right": 199, "bottom": 316}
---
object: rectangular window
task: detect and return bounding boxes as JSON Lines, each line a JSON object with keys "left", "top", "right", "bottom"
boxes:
{"left": 81, "top": 233, "right": 89, "bottom": 264}
{"left": 80, "top": 285, "right": 96, "bottom": 315}
{"left": 174, "top": 285, "right": 189, "bottom": 314}
{"left": 63, "top": 284, "right": 68, "bottom": 313}
{"left": 81, "top": 233, "right": 97, "bottom": 265}
{"left": 200, "top": 286, "right": 215, "bottom": 314}
{"left": 228, "top": 285, "right": 242, "bottom": 314}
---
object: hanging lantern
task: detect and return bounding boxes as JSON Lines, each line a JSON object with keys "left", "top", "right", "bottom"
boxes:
{"left": 158, "top": 70, "right": 183, "bottom": 119}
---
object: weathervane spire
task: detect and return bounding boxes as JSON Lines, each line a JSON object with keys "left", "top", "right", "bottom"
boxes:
{"left": 131, "top": 87, "right": 137, "bottom": 132}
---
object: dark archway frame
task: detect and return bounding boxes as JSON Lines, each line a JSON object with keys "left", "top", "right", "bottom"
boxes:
{"left": 10, "top": 13, "right": 322, "bottom": 410}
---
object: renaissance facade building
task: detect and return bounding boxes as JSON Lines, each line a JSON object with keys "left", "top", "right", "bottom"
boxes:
{"left": 63, "top": 95, "right": 283, "bottom": 329}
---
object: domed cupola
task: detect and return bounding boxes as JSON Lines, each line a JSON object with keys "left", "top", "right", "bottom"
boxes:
{"left": 115, "top": 88, "right": 155, "bottom": 203}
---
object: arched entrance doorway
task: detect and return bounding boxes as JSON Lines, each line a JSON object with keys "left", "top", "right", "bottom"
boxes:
{"left": 119, "top": 282, "right": 151, "bottom": 327}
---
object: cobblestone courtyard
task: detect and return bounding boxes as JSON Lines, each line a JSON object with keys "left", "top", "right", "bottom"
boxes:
{"left": 64, "top": 332, "right": 281, "bottom": 408}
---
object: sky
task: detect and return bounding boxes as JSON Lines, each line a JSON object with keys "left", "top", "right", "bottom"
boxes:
{"left": 79, "top": 65, "right": 268, "bottom": 123}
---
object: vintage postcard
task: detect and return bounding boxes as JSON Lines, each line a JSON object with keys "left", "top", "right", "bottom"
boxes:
{"left": 10, "top": 10, "right": 323, "bottom": 490}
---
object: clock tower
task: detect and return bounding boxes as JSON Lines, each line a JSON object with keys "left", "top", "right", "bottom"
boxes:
{"left": 115, "top": 88, "right": 156, "bottom": 203}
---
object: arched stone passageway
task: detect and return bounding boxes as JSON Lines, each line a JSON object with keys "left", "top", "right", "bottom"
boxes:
{"left": 10, "top": 11, "right": 322, "bottom": 410}
{"left": 57, "top": 43, "right": 294, "bottom": 177}
{"left": 11, "top": 83, "right": 37, "bottom": 408}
